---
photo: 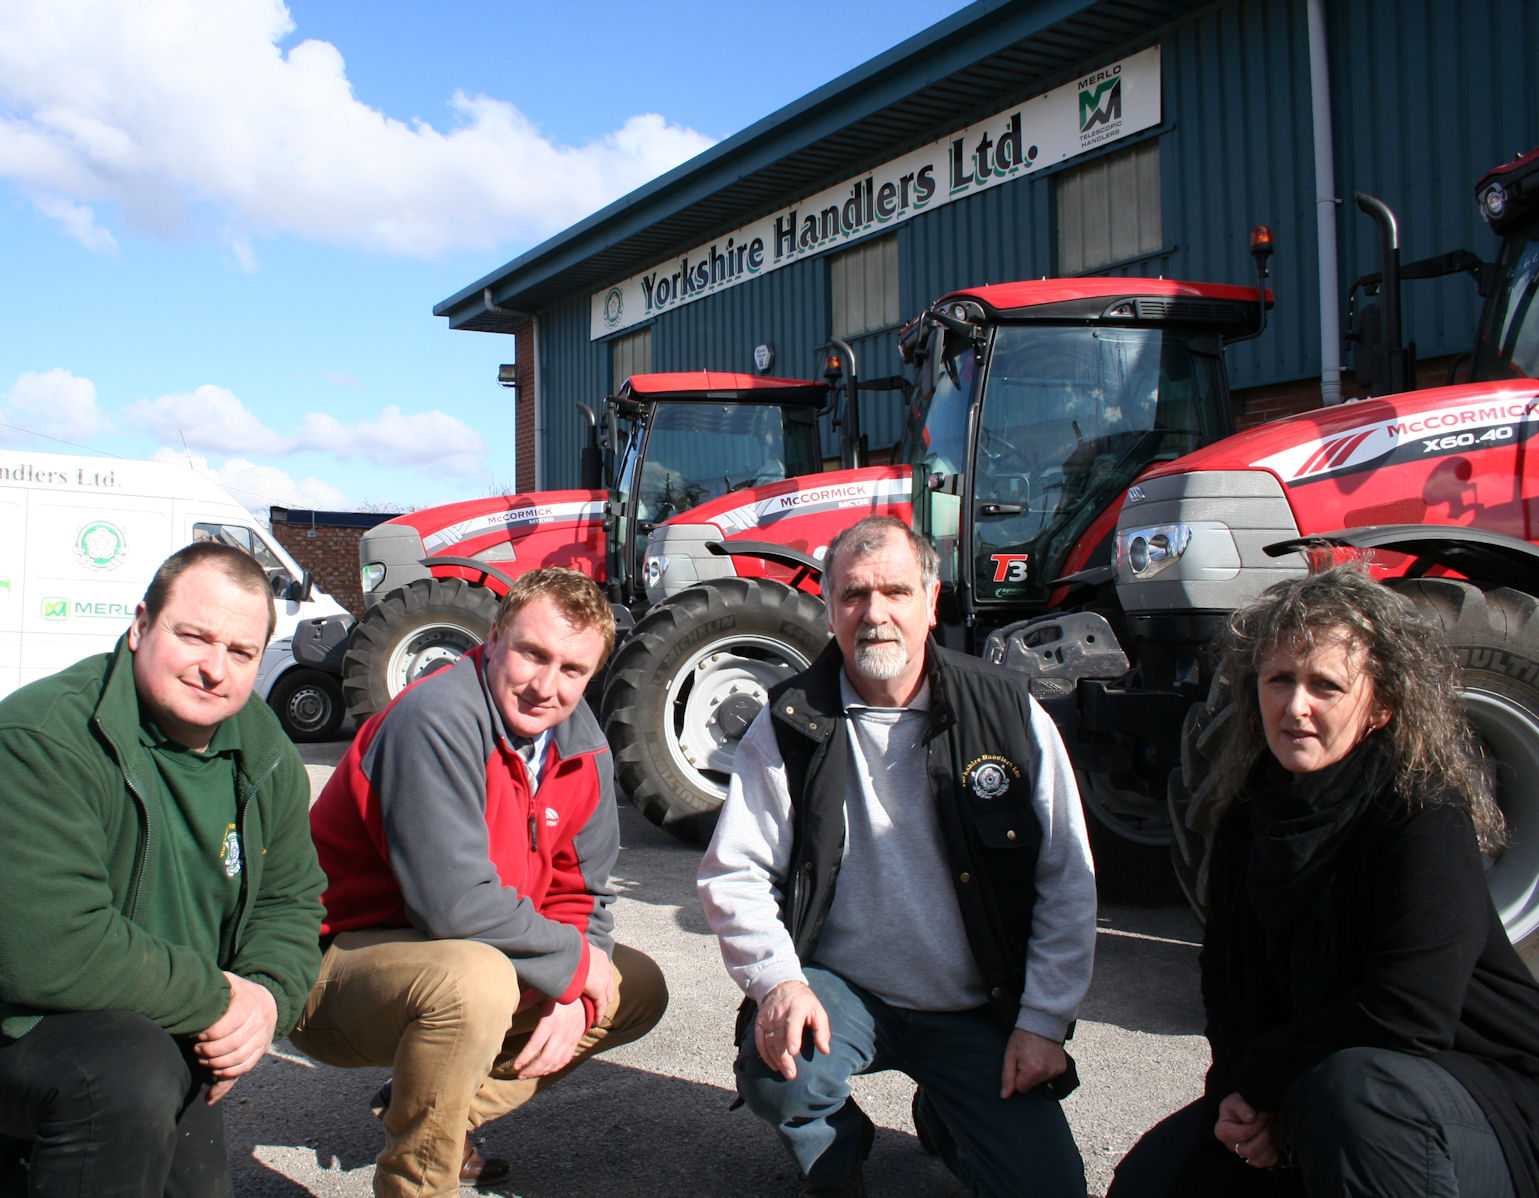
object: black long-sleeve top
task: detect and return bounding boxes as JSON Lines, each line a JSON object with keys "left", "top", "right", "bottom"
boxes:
{"left": 1202, "top": 788, "right": 1539, "bottom": 1196}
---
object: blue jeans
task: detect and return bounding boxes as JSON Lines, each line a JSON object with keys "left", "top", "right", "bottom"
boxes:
{"left": 0, "top": 1011, "right": 232, "bottom": 1198}
{"left": 734, "top": 966, "right": 1085, "bottom": 1197}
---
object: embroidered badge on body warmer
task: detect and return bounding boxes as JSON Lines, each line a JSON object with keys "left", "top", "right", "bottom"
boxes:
{"left": 964, "top": 754, "right": 1022, "bottom": 799}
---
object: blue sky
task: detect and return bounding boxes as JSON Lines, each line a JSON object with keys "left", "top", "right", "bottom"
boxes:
{"left": 0, "top": 0, "right": 965, "bottom": 515}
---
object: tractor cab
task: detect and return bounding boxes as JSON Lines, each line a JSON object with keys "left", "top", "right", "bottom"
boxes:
{"left": 599, "top": 372, "right": 827, "bottom": 609}
{"left": 895, "top": 278, "right": 1269, "bottom": 640}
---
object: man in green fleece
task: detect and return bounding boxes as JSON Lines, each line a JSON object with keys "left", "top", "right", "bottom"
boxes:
{"left": 0, "top": 541, "right": 326, "bottom": 1198}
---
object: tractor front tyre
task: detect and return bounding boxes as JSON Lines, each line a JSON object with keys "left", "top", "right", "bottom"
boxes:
{"left": 1393, "top": 579, "right": 1539, "bottom": 972}
{"left": 602, "top": 578, "right": 829, "bottom": 844}
{"left": 341, "top": 578, "right": 500, "bottom": 725}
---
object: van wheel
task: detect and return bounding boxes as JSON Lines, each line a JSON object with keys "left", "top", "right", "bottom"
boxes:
{"left": 342, "top": 578, "right": 499, "bottom": 724}
{"left": 268, "top": 668, "right": 345, "bottom": 743}
{"left": 601, "top": 579, "right": 828, "bottom": 844}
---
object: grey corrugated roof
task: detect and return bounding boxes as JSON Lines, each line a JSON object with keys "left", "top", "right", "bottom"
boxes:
{"left": 435, "top": 0, "right": 1205, "bottom": 334}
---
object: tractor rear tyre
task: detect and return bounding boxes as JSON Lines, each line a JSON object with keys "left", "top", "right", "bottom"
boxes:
{"left": 602, "top": 578, "right": 829, "bottom": 845}
{"left": 268, "top": 667, "right": 345, "bottom": 743}
{"left": 1169, "top": 579, "right": 1539, "bottom": 974}
{"left": 342, "top": 578, "right": 499, "bottom": 725}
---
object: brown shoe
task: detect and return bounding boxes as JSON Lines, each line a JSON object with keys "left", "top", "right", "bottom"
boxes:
{"left": 461, "top": 1142, "right": 511, "bottom": 1188}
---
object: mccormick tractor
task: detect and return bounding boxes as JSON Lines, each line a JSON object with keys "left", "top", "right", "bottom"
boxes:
{"left": 989, "top": 147, "right": 1539, "bottom": 965}
{"left": 602, "top": 260, "right": 1275, "bottom": 849}
{"left": 341, "top": 372, "right": 833, "bottom": 722}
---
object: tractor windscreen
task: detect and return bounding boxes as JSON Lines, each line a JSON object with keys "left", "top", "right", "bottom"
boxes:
{"left": 1472, "top": 217, "right": 1539, "bottom": 382}
{"left": 622, "top": 401, "right": 820, "bottom": 526}
{"left": 966, "top": 323, "right": 1228, "bottom": 604}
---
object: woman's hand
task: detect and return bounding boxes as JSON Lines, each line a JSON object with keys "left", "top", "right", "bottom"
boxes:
{"left": 1214, "top": 1091, "right": 1289, "bottom": 1169}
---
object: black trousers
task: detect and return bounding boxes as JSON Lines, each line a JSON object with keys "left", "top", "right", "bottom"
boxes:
{"left": 0, "top": 1010, "right": 232, "bottom": 1198}
{"left": 1108, "top": 1047, "right": 1516, "bottom": 1198}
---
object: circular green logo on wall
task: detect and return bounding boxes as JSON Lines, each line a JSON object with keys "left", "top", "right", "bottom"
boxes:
{"left": 76, "top": 520, "right": 127, "bottom": 570}
{"left": 603, "top": 287, "right": 624, "bottom": 328}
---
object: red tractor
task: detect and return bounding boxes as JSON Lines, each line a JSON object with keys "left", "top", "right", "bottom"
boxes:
{"left": 341, "top": 372, "right": 832, "bottom": 722}
{"left": 603, "top": 261, "right": 1276, "bottom": 848}
{"left": 981, "top": 148, "right": 1539, "bottom": 965}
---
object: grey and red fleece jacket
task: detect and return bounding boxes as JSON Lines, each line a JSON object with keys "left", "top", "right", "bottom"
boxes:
{"left": 309, "top": 645, "right": 617, "bottom": 1007}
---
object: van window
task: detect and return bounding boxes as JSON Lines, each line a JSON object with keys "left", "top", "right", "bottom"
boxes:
{"left": 194, "top": 523, "right": 292, "bottom": 587}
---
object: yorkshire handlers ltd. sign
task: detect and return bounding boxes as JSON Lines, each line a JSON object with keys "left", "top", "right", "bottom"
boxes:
{"left": 590, "top": 46, "right": 1161, "bottom": 340}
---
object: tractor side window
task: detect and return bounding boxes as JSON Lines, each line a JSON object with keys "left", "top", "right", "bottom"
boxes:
{"left": 613, "top": 415, "right": 646, "bottom": 518}
{"left": 1473, "top": 224, "right": 1539, "bottom": 381}
{"left": 898, "top": 334, "right": 975, "bottom": 478}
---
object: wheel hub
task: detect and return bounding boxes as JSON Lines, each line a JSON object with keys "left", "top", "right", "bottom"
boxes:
{"left": 286, "top": 688, "right": 328, "bottom": 731}
{"left": 714, "top": 693, "right": 763, "bottom": 739}
{"left": 387, "top": 624, "right": 481, "bottom": 694}
{"left": 1466, "top": 689, "right": 1539, "bottom": 947}
{"left": 665, "top": 634, "right": 814, "bottom": 799}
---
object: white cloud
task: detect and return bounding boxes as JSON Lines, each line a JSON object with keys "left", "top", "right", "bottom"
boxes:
{"left": 31, "top": 194, "right": 117, "bottom": 251}
{"left": 126, "top": 384, "right": 485, "bottom": 477}
{"left": 0, "top": 0, "right": 715, "bottom": 256}
{"left": 124, "top": 384, "right": 288, "bottom": 454}
{"left": 298, "top": 405, "right": 484, "bottom": 476}
{"left": 149, "top": 447, "right": 347, "bottom": 517}
{"left": 215, "top": 456, "right": 349, "bottom": 513}
{"left": 0, "top": 368, "right": 113, "bottom": 445}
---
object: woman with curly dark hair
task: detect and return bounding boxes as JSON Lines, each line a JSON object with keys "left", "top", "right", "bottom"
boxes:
{"left": 1110, "top": 565, "right": 1539, "bottom": 1198}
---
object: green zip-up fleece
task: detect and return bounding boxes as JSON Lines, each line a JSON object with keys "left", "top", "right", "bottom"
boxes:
{"left": 0, "top": 636, "right": 326, "bottom": 1041}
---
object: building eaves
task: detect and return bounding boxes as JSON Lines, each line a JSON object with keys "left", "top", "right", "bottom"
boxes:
{"left": 436, "top": 0, "right": 1203, "bottom": 335}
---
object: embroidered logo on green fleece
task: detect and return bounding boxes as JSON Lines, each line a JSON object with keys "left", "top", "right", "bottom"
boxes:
{"left": 221, "top": 824, "right": 243, "bottom": 877}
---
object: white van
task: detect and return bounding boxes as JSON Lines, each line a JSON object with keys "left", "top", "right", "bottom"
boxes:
{"left": 0, "top": 451, "right": 352, "bottom": 741}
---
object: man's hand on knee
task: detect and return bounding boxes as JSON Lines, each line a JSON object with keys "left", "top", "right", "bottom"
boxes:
{"left": 1000, "top": 1028, "right": 1067, "bottom": 1098}
{"left": 582, "top": 946, "right": 616, "bottom": 1016}
{"left": 512, "top": 998, "right": 586, "bottom": 1078}
{"left": 755, "top": 980, "right": 831, "bottom": 1080}
{"left": 197, "top": 973, "right": 278, "bottom": 1103}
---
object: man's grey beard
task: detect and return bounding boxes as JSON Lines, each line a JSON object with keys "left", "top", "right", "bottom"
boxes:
{"left": 851, "top": 628, "right": 907, "bottom": 681}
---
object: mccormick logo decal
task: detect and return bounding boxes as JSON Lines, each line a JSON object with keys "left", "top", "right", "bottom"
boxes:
{"left": 421, "top": 500, "right": 605, "bottom": 554}
{"left": 1296, "top": 430, "right": 1377, "bottom": 477}
{"left": 1256, "top": 393, "right": 1539, "bottom": 483}
{"left": 709, "top": 476, "right": 913, "bottom": 534}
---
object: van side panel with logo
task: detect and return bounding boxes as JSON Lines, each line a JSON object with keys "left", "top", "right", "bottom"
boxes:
{"left": 0, "top": 453, "right": 349, "bottom": 738}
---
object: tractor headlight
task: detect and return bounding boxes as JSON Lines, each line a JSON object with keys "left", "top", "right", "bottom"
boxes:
{"left": 361, "top": 562, "right": 386, "bottom": 595}
{"left": 643, "top": 554, "right": 670, "bottom": 590}
{"left": 1480, "top": 180, "right": 1508, "bottom": 225}
{"left": 1117, "top": 524, "right": 1191, "bottom": 579}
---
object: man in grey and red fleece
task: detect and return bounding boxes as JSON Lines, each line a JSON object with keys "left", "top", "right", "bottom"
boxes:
{"left": 294, "top": 567, "right": 667, "bottom": 1198}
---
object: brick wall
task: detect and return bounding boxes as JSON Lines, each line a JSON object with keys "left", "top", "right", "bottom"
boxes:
{"left": 269, "top": 509, "right": 391, "bottom": 616}
{"left": 515, "top": 322, "right": 536, "bottom": 493}
{"left": 1234, "top": 353, "right": 1463, "bottom": 429}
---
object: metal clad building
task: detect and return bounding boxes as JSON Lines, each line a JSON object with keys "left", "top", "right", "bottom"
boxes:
{"left": 436, "top": 0, "right": 1539, "bottom": 491}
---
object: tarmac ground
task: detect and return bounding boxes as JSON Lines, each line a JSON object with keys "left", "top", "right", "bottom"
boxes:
{"left": 220, "top": 740, "right": 1209, "bottom": 1197}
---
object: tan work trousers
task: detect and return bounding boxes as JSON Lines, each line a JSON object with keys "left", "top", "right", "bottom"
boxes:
{"left": 290, "top": 930, "right": 667, "bottom": 1198}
